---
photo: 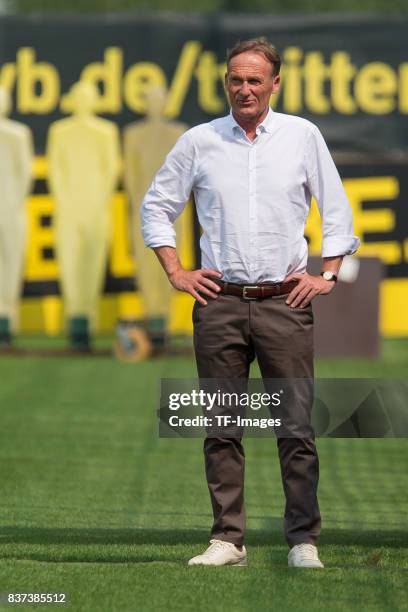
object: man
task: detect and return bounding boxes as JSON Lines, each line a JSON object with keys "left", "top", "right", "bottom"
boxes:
{"left": 141, "top": 38, "right": 359, "bottom": 568}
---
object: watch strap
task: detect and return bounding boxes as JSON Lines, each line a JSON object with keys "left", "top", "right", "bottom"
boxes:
{"left": 320, "top": 271, "right": 338, "bottom": 282}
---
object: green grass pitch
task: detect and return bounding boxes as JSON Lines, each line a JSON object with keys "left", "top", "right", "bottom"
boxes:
{"left": 0, "top": 338, "right": 407, "bottom": 611}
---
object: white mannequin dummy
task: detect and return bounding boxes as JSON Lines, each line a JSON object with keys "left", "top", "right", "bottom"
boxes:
{"left": 47, "top": 81, "right": 120, "bottom": 350}
{"left": 0, "top": 86, "right": 33, "bottom": 346}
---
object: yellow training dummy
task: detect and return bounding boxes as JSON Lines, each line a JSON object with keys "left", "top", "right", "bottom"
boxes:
{"left": 123, "top": 85, "right": 187, "bottom": 352}
{"left": 0, "top": 86, "right": 33, "bottom": 347}
{"left": 47, "top": 81, "right": 120, "bottom": 351}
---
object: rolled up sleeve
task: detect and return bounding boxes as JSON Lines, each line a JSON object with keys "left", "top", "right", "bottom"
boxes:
{"left": 141, "top": 131, "right": 197, "bottom": 249}
{"left": 306, "top": 126, "right": 360, "bottom": 258}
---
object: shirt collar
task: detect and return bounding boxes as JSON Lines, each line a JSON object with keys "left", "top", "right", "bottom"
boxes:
{"left": 228, "top": 107, "right": 275, "bottom": 135}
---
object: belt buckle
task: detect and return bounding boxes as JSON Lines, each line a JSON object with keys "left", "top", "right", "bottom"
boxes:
{"left": 242, "top": 285, "right": 259, "bottom": 300}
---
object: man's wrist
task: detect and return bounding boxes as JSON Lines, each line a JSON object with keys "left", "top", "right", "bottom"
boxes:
{"left": 168, "top": 267, "right": 183, "bottom": 282}
{"left": 320, "top": 270, "right": 338, "bottom": 283}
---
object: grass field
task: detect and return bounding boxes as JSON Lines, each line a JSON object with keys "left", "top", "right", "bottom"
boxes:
{"left": 0, "top": 338, "right": 407, "bottom": 611}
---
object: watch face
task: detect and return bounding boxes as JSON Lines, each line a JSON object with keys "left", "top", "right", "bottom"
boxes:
{"left": 322, "top": 271, "right": 336, "bottom": 281}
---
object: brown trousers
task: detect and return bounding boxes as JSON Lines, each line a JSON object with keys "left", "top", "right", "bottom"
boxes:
{"left": 192, "top": 293, "right": 321, "bottom": 548}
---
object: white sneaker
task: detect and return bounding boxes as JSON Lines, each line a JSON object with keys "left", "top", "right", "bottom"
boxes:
{"left": 188, "top": 539, "right": 247, "bottom": 566}
{"left": 288, "top": 543, "right": 324, "bottom": 568}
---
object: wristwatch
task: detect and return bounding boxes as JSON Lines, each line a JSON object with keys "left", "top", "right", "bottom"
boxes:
{"left": 320, "top": 271, "right": 338, "bottom": 282}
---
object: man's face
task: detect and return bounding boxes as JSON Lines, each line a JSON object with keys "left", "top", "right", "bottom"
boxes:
{"left": 225, "top": 51, "right": 280, "bottom": 122}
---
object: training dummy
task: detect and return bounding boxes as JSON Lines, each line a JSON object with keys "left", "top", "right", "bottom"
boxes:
{"left": 0, "top": 86, "right": 33, "bottom": 347}
{"left": 47, "top": 81, "right": 120, "bottom": 351}
{"left": 122, "top": 85, "right": 187, "bottom": 355}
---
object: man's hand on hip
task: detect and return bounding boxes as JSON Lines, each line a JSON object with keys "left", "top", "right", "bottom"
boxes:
{"left": 169, "top": 268, "right": 223, "bottom": 306}
{"left": 284, "top": 272, "right": 335, "bottom": 308}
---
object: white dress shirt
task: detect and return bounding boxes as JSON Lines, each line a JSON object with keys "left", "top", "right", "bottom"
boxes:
{"left": 141, "top": 109, "right": 360, "bottom": 284}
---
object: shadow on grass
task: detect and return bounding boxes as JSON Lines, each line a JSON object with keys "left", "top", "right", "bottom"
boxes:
{"left": 0, "top": 526, "right": 407, "bottom": 550}
{"left": 0, "top": 526, "right": 407, "bottom": 565}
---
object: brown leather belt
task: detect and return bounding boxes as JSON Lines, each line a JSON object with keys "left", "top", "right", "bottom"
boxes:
{"left": 218, "top": 280, "right": 298, "bottom": 300}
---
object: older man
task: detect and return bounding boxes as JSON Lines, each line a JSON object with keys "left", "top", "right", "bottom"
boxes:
{"left": 141, "top": 38, "right": 359, "bottom": 568}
